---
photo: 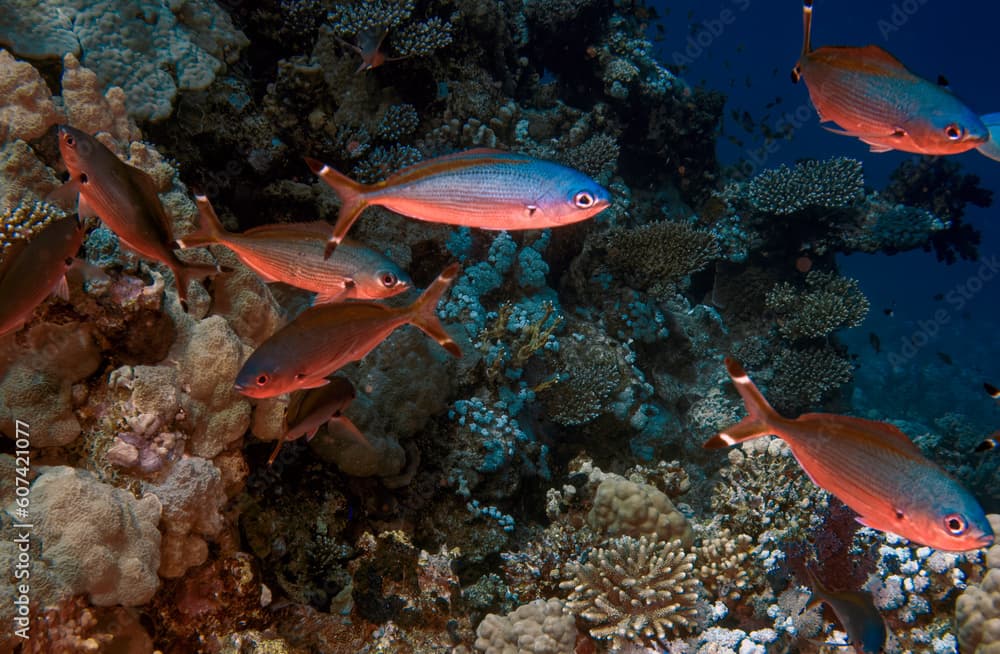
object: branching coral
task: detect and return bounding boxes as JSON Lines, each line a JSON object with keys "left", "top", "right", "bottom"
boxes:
{"left": 560, "top": 535, "right": 701, "bottom": 648}
{"left": 765, "top": 271, "right": 870, "bottom": 340}
{"left": 767, "top": 346, "right": 854, "bottom": 414}
{"left": 746, "top": 157, "right": 864, "bottom": 215}
{"left": 327, "top": 0, "right": 453, "bottom": 65}
{"left": 600, "top": 220, "right": 719, "bottom": 298}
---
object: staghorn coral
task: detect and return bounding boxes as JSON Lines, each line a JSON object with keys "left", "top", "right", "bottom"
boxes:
{"left": 765, "top": 271, "right": 870, "bottom": 340}
{"left": 601, "top": 220, "right": 719, "bottom": 298}
{"left": 956, "top": 515, "right": 1000, "bottom": 653}
{"left": 559, "top": 535, "right": 701, "bottom": 648}
{"left": 0, "top": 199, "right": 68, "bottom": 259}
{"left": 693, "top": 528, "right": 756, "bottom": 603}
{"left": 587, "top": 475, "right": 693, "bottom": 547}
{"left": 746, "top": 157, "right": 864, "bottom": 215}
{"left": 768, "top": 345, "right": 854, "bottom": 414}
{"left": 474, "top": 598, "right": 578, "bottom": 654}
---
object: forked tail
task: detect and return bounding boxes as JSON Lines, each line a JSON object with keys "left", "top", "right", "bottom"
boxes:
{"left": 304, "top": 157, "right": 369, "bottom": 259}
{"left": 976, "top": 113, "right": 1000, "bottom": 162}
{"left": 408, "top": 262, "right": 462, "bottom": 358}
{"left": 177, "top": 194, "right": 228, "bottom": 248}
{"left": 703, "top": 358, "right": 785, "bottom": 449}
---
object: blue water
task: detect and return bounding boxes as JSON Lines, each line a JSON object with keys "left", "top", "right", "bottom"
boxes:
{"left": 654, "top": 0, "right": 1000, "bottom": 421}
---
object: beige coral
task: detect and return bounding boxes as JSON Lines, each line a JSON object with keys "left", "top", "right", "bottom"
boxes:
{"left": 956, "top": 514, "right": 1000, "bottom": 653}
{"left": 765, "top": 271, "right": 870, "bottom": 340}
{"left": 559, "top": 535, "right": 700, "bottom": 648}
{"left": 0, "top": 49, "right": 63, "bottom": 143}
{"left": 475, "top": 598, "right": 577, "bottom": 654}
{"left": 587, "top": 475, "right": 693, "bottom": 547}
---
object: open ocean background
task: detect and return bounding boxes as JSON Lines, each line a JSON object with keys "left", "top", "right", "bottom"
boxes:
{"left": 652, "top": 0, "right": 1000, "bottom": 437}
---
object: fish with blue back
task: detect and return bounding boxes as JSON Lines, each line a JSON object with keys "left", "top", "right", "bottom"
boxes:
{"left": 704, "top": 358, "right": 994, "bottom": 552}
{"left": 180, "top": 194, "right": 412, "bottom": 304}
{"left": 805, "top": 568, "right": 887, "bottom": 654}
{"left": 792, "top": 1, "right": 1000, "bottom": 161}
{"left": 305, "top": 148, "right": 611, "bottom": 258}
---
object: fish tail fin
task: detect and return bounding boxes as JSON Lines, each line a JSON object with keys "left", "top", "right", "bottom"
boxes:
{"left": 173, "top": 261, "right": 225, "bottom": 308}
{"left": 409, "top": 263, "right": 462, "bottom": 358}
{"left": 975, "top": 113, "right": 1000, "bottom": 162}
{"left": 703, "top": 358, "right": 784, "bottom": 449}
{"left": 177, "top": 194, "right": 227, "bottom": 248}
{"left": 304, "top": 157, "right": 369, "bottom": 259}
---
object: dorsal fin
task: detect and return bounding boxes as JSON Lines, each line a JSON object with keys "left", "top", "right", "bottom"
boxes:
{"left": 798, "top": 412, "right": 924, "bottom": 457}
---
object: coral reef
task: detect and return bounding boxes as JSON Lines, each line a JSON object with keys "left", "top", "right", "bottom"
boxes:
{"left": 745, "top": 157, "right": 864, "bottom": 215}
{"left": 956, "top": 515, "right": 1000, "bottom": 653}
{"left": 475, "top": 598, "right": 578, "bottom": 654}
{"left": 765, "top": 271, "right": 870, "bottom": 340}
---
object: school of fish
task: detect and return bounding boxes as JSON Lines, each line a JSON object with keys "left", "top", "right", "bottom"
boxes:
{"left": 0, "top": 4, "right": 997, "bottom": 644}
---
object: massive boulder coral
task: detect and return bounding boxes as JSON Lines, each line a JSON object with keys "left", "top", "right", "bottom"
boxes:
{"left": 474, "top": 598, "right": 577, "bottom": 654}
{"left": 587, "top": 475, "right": 693, "bottom": 547}
{"left": 0, "top": 49, "right": 62, "bottom": 142}
{"left": 3, "top": 466, "right": 162, "bottom": 607}
{"left": 0, "top": 0, "right": 248, "bottom": 121}
{"left": 956, "top": 514, "right": 1000, "bottom": 653}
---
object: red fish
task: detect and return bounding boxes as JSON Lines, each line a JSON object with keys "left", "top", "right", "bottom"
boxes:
{"left": 704, "top": 358, "right": 994, "bottom": 552}
{"left": 267, "top": 376, "right": 368, "bottom": 465}
{"left": 180, "top": 195, "right": 411, "bottom": 304}
{"left": 305, "top": 148, "right": 610, "bottom": 258}
{"left": 236, "top": 263, "right": 462, "bottom": 399}
{"left": 50, "top": 126, "right": 220, "bottom": 306}
{"left": 792, "top": 1, "right": 999, "bottom": 160}
{"left": 0, "top": 213, "right": 84, "bottom": 336}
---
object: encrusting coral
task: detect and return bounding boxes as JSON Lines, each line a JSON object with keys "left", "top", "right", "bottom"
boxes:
{"left": 587, "top": 475, "right": 693, "bottom": 547}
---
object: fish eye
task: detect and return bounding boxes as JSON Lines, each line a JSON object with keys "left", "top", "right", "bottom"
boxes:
{"left": 380, "top": 271, "right": 398, "bottom": 287}
{"left": 944, "top": 513, "right": 968, "bottom": 535}
{"left": 255, "top": 373, "right": 270, "bottom": 386}
{"left": 65, "top": 135, "right": 76, "bottom": 147}
{"left": 573, "top": 191, "right": 595, "bottom": 209}
{"left": 944, "top": 124, "right": 964, "bottom": 140}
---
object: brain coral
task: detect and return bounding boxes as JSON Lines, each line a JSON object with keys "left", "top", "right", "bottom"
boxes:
{"left": 747, "top": 157, "right": 864, "bottom": 215}
{"left": 559, "top": 535, "right": 700, "bottom": 648}
{"left": 474, "top": 598, "right": 578, "bottom": 654}
{"left": 765, "top": 271, "right": 870, "bottom": 340}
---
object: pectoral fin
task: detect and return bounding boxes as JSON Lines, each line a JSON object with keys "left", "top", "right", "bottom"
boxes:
{"left": 46, "top": 179, "right": 80, "bottom": 211}
{"left": 50, "top": 275, "right": 69, "bottom": 301}
{"left": 313, "top": 284, "right": 352, "bottom": 305}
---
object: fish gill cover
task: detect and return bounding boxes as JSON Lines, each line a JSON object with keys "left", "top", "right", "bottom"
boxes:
{"left": 0, "top": 0, "right": 997, "bottom": 652}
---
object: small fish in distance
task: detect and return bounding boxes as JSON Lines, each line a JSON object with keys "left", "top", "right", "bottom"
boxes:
{"left": 791, "top": 1, "right": 1000, "bottom": 161}
{"left": 49, "top": 126, "right": 220, "bottom": 306}
{"left": 0, "top": 214, "right": 84, "bottom": 337}
{"left": 180, "top": 195, "right": 412, "bottom": 304}
{"left": 267, "top": 376, "right": 368, "bottom": 466}
{"left": 305, "top": 148, "right": 611, "bottom": 258}
{"left": 805, "top": 568, "right": 887, "bottom": 653}
{"left": 236, "top": 262, "right": 462, "bottom": 399}
{"left": 974, "top": 383, "right": 1000, "bottom": 452}
{"left": 704, "top": 358, "right": 994, "bottom": 552}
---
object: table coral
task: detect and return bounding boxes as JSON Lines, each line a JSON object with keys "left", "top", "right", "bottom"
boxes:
{"left": 474, "top": 598, "right": 578, "bottom": 654}
{"left": 767, "top": 345, "right": 854, "bottom": 414}
{"left": 560, "top": 535, "right": 701, "bottom": 649}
